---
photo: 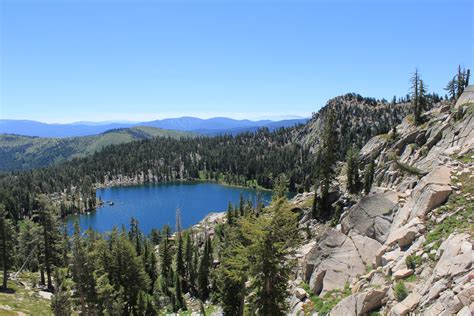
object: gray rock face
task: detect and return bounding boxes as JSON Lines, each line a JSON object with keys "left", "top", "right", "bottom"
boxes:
{"left": 455, "top": 85, "right": 474, "bottom": 109}
{"left": 393, "top": 131, "right": 420, "bottom": 156}
{"left": 433, "top": 233, "right": 472, "bottom": 281}
{"left": 390, "top": 166, "right": 451, "bottom": 232}
{"left": 304, "top": 229, "right": 381, "bottom": 295}
{"left": 385, "top": 217, "right": 425, "bottom": 248}
{"left": 341, "top": 191, "right": 399, "bottom": 243}
{"left": 330, "top": 288, "right": 388, "bottom": 316}
{"left": 418, "top": 112, "right": 474, "bottom": 169}
{"left": 389, "top": 292, "right": 421, "bottom": 316}
{"left": 360, "top": 134, "right": 387, "bottom": 163}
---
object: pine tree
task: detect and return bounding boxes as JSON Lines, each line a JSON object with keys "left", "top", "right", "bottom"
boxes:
{"left": 51, "top": 268, "right": 72, "bottom": 316}
{"left": 0, "top": 204, "right": 15, "bottom": 289}
{"left": 457, "top": 65, "right": 465, "bottom": 98}
{"left": 445, "top": 65, "right": 470, "bottom": 101}
{"left": 239, "top": 193, "right": 245, "bottom": 217}
{"left": 107, "top": 229, "right": 150, "bottom": 314}
{"left": 95, "top": 273, "right": 125, "bottom": 315}
{"left": 70, "top": 221, "right": 97, "bottom": 314}
{"left": 418, "top": 79, "right": 428, "bottom": 111}
{"left": 346, "top": 147, "right": 361, "bottom": 194}
{"left": 191, "top": 245, "right": 199, "bottom": 295}
{"left": 197, "top": 236, "right": 212, "bottom": 301}
{"left": 226, "top": 202, "right": 234, "bottom": 226}
{"left": 314, "top": 108, "right": 337, "bottom": 219}
{"left": 38, "top": 197, "right": 63, "bottom": 290}
{"left": 142, "top": 239, "right": 157, "bottom": 293}
{"left": 137, "top": 291, "right": 147, "bottom": 315}
{"left": 183, "top": 232, "right": 194, "bottom": 293}
{"left": 159, "top": 225, "right": 173, "bottom": 294}
{"left": 242, "top": 194, "right": 301, "bottom": 315}
{"left": 272, "top": 174, "right": 288, "bottom": 200}
{"left": 17, "top": 219, "right": 41, "bottom": 273}
{"left": 411, "top": 69, "right": 422, "bottom": 125}
{"left": 216, "top": 223, "right": 247, "bottom": 316}
{"left": 445, "top": 76, "right": 457, "bottom": 100}
{"left": 364, "top": 158, "right": 375, "bottom": 195}
{"left": 174, "top": 271, "right": 185, "bottom": 311}
{"left": 129, "top": 217, "right": 142, "bottom": 256}
{"left": 175, "top": 232, "right": 185, "bottom": 294}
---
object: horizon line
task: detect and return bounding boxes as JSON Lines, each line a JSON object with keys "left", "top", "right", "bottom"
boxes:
{"left": 0, "top": 112, "right": 312, "bottom": 125}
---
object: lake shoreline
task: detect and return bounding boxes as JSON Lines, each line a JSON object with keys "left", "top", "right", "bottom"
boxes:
{"left": 67, "top": 181, "right": 274, "bottom": 234}
{"left": 94, "top": 177, "right": 273, "bottom": 193}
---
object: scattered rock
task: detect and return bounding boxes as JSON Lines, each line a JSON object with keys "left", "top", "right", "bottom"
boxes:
{"left": 393, "top": 269, "right": 414, "bottom": 280}
{"left": 389, "top": 292, "right": 421, "bottom": 316}
{"left": 330, "top": 288, "right": 388, "bottom": 316}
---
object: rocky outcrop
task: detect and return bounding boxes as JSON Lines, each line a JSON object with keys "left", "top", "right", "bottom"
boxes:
{"left": 390, "top": 292, "right": 421, "bottom": 316}
{"left": 341, "top": 191, "right": 398, "bottom": 243}
{"left": 303, "top": 228, "right": 381, "bottom": 295}
{"left": 455, "top": 85, "right": 474, "bottom": 109}
{"left": 389, "top": 166, "right": 451, "bottom": 232}
{"left": 359, "top": 135, "right": 388, "bottom": 163}
{"left": 432, "top": 233, "right": 472, "bottom": 281}
{"left": 330, "top": 287, "right": 388, "bottom": 316}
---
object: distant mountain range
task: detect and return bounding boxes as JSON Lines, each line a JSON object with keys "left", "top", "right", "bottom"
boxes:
{"left": 0, "top": 117, "right": 308, "bottom": 138}
{"left": 0, "top": 126, "right": 193, "bottom": 171}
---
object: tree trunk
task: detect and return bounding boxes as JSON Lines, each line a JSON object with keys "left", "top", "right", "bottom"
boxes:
{"left": 1, "top": 218, "right": 7, "bottom": 289}
{"left": 46, "top": 261, "right": 52, "bottom": 290}
{"left": 2, "top": 270, "right": 6, "bottom": 290}
{"left": 80, "top": 289, "right": 86, "bottom": 315}
{"left": 43, "top": 225, "right": 53, "bottom": 290}
{"left": 40, "top": 267, "right": 45, "bottom": 286}
{"left": 239, "top": 291, "right": 245, "bottom": 316}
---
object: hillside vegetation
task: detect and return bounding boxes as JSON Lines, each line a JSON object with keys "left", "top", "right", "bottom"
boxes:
{"left": 0, "top": 126, "right": 193, "bottom": 171}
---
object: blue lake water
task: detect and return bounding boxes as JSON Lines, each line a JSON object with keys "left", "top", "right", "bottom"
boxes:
{"left": 67, "top": 181, "right": 273, "bottom": 234}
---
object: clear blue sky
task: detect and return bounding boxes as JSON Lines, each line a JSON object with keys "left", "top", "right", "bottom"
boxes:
{"left": 1, "top": 0, "right": 472, "bottom": 123}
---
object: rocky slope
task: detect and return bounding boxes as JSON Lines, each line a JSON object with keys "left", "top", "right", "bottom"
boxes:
{"left": 287, "top": 88, "right": 474, "bottom": 315}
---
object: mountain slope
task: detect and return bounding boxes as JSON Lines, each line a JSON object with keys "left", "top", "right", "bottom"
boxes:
{"left": 0, "top": 126, "right": 193, "bottom": 171}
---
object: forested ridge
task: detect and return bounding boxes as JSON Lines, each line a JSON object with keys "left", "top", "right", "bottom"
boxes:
{"left": 0, "top": 126, "right": 194, "bottom": 171}
{"left": 0, "top": 66, "right": 469, "bottom": 315}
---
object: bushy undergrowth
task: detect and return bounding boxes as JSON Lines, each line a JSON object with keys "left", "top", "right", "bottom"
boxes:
{"left": 301, "top": 282, "right": 351, "bottom": 316}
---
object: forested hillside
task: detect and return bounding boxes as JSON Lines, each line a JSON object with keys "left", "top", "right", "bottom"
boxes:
{"left": 0, "top": 126, "right": 193, "bottom": 171}
{"left": 294, "top": 92, "right": 442, "bottom": 157}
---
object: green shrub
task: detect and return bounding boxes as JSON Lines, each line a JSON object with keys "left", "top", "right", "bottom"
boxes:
{"left": 394, "top": 281, "right": 408, "bottom": 301}
{"left": 395, "top": 160, "right": 427, "bottom": 176}
{"left": 301, "top": 282, "right": 351, "bottom": 315}
{"left": 405, "top": 274, "right": 417, "bottom": 282}
{"left": 387, "top": 151, "right": 398, "bottom": 162}
{"left": 405, "top": 255, "right": 421, "bottom": 269}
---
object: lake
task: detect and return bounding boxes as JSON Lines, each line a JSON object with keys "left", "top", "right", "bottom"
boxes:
{"left": 67, "top": 181, "right": 273, "bottom": 234}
